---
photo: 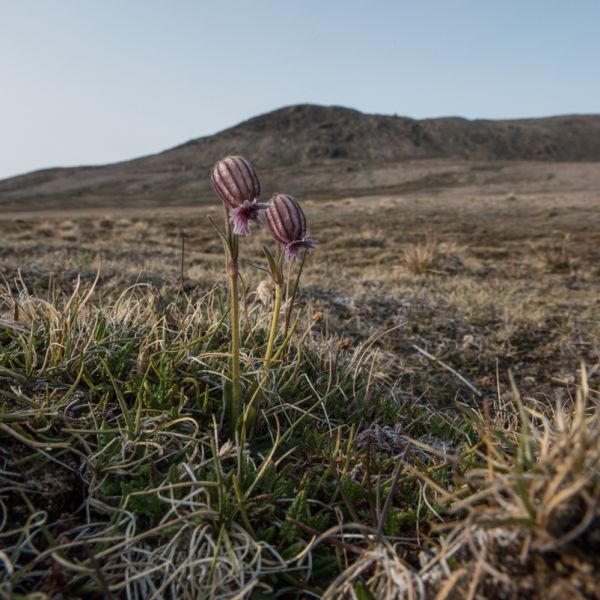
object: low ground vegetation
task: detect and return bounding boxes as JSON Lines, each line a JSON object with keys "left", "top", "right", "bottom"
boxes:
{"left": 1, "top": 191, "right": 599, "bottom": 598}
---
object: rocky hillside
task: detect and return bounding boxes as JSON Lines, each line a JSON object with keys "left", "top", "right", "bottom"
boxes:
{"left": 1, "top": 104, "right": 599, "bottom": 211}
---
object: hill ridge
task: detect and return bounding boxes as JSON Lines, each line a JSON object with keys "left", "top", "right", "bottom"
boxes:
{"left": 1, "top": 104, "right": 600, "bottom": 211}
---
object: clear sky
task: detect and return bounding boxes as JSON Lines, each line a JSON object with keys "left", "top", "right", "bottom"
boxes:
{"left": 1, "top": 0, "right": 598, "bottom": 179}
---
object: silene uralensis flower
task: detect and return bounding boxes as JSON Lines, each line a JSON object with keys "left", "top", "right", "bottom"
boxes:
{"left": 266, "top": 193, "right": 316, "bottom": 261}
{"left": 211, "top": 155, "right": 267, "bottom": 235}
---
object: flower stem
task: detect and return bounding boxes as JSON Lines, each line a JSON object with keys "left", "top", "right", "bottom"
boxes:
{"left": 229, "top": 266, "right": 241, "bottom": 429}
{"left": 284, "top": 250, "right": 307, "bottom": 336}
{"left": 224, "top": 217, "right": 241, "bottom": 434}
{"left": 264, "top": 282, "right": 282, "bottom": 370}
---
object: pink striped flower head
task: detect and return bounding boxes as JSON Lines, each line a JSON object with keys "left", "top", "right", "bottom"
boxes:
{"left": 211, "top": 155, "right": 267, "bottom": 235}
{"left": 266, "top": 193, "right": 316, "bottom": 261}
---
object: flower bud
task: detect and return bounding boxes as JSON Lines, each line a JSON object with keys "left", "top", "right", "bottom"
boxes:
{"left": 211, "top": 155, "right": 266, "bottom": 235}
{"left": 266, "top": 193, "right": 316, "bottom": 261}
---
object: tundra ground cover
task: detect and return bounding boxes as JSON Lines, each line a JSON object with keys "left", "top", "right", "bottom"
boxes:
{"left": 1, "top": 188, "right": 599, "bottom": 598}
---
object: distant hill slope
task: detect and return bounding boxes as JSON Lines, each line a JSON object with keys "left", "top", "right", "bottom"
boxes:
{"left": 1, "top": 104, "right": 600, "bottom": 211}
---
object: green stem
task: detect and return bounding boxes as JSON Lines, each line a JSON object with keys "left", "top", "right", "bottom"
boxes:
{"left": 264, "top": 283, "right": 282, "bottom": 370}
{"left": 284, "top": 260, "right": 292, "bottom": 306}
{"left": 224, "top": 217, "right": 241, "bottom": 434}
{"left": 284, "top": 250, "right": 307, "bottom": 336}
{"left": 229, "top": 267, "right": 241, "bottom": 428}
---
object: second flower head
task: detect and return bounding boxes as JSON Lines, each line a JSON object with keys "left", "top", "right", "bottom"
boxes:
{"left": 266, "top": 193, "right": 316, "bottom": 261}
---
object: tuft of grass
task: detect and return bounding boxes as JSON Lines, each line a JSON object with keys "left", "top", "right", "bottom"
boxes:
{"left": 321, "top": 367, "right": 600, "bottom": 599}
{"left": 535, "top": 235, "right": 573, "bottom": 272}
{"left": 450, "top": 367, "right": 599, "bottom": 549}
{"left": 402, "top": 240, "right": 465, "bottom": 276}
{"left": 403, "top": 240, "right": 438, "bottom": 275}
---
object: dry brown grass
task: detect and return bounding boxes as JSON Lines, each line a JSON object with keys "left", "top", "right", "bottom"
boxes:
{"left": 403, "top": 240, "right": 438, "bottom": 275}
{"left": 401, "top": 239, "right": 466, "bottom": 275}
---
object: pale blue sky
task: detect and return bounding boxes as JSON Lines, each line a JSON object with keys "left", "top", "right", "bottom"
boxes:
{"left": 1, "top": 0, "right": 598, "bottom": 179}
